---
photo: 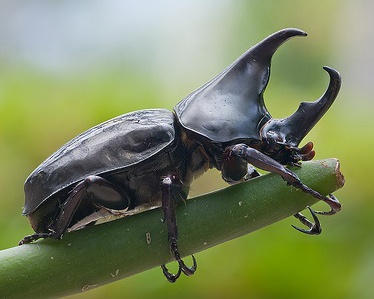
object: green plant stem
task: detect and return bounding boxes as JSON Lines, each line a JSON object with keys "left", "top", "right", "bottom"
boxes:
{"left": 0, "top": 159, "right": 344, "bottom": 298}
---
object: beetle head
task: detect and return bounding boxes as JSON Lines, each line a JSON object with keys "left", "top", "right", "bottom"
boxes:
{"left": 174, "top": 28, "right": 341, "bottom": 160}
{"left": 260, "top": 66, "right": 341, "bottom": 163}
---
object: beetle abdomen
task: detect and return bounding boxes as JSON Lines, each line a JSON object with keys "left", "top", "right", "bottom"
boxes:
{"left": 23, "top": 109, "right": 175, "bottom": 215}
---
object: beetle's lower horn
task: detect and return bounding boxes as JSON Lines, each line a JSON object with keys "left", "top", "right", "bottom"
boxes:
{"left": 262, "top": 66, "right": 341, "bottom": 147}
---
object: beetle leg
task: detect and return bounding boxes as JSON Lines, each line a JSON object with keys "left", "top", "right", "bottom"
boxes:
{"left": 160, "top": 175, "right": 197, "bottom": 283}
{"left": 243, "top": 165, "right": 261, "bottom": 181}
{"left": 19, "top": 232, "right": 53, "bottom": 245}
{"left": 225, "top": 165, "right": 260, "bottom": 185}
{"left": 50, "top": 175, "right": 130, "bottom": 239}
{"left": 292, "top": 206, "right": 322, "bottom": 235}
{"left": 20, "top": 175, "right": 130, "bottom": 245}
{"left": 222, "top": 149, "right": 260, "bottom": 184}
{"left": 226, "top": 144, "right": 341, "bottom": 215}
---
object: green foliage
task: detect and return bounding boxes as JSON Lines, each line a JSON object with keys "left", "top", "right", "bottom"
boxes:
{"left": 0, "top": 1, "right": 372, "bottom": 298}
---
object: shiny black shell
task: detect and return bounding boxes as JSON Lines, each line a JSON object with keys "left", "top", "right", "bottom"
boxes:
{"left": 23, "top": 109, "right": 175, "bottom": 215}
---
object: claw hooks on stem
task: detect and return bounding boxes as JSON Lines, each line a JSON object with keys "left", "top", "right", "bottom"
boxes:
{"left": 293, "top": 206, "right": 322, "bottom": 235}
{"left": 161, "top": 255, "right": 197, "bottom": 283}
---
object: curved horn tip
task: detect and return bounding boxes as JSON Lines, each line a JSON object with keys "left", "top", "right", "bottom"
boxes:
{"left": 322, "top": 66, "right": 342, "bottom": 92}
{"left": 323, "top": 66, "right": 341, "bottom": 80}
{"left": 249, "top": 28, "right": 308, "bottom": 60}
{"left": 279, "top": 28, "right": 308, "bottom": 37}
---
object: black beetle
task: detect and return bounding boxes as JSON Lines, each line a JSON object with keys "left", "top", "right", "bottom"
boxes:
{"left": 20, "top": 28, "right": 341, "bottom": 282}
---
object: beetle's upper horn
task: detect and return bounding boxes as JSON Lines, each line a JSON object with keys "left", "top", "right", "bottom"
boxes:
{"left": 174, "top": 28, "right": 308, "bottom": 143}
{"left": 248, "top": 28, "right": 307, "bottom": 63}
{"left": 262, "top": 66, "right": 341, "bottom": 147}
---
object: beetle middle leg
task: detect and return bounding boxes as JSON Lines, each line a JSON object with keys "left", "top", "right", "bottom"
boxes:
{"left": 222, "top": 144, "right": 341, "bottom": 233}
{"left": 160, "top": 174, "right": 197, "bottom": 283}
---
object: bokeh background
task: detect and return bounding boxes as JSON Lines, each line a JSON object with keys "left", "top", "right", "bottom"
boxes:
{"left": 0, "top": 1, "right": 372, "bottom": 298}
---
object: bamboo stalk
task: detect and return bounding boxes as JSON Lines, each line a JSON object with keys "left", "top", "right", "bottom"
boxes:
{"left": 0, "top": 159, "right": 344, "bottom": 298}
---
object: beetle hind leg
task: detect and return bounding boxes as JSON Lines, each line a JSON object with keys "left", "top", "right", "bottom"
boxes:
{"left": 19, "top": 232, "right": 54, "bottom": 245}
{"left": 160, "top": 175, "right": 197, "bottom": 283}
{"left": 19, "top": 175, "right": 130, "bottom": 245}
{"left": 51, "top": 175, "right": 130, "bottom": 238}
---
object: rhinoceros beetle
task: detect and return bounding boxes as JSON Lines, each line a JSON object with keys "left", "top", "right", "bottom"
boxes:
{"left": 20, "top": 28, "right": 341, "bottom": 282}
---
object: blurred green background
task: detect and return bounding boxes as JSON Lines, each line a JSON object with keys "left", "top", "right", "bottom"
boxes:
{"left": 0, "top": 1, "right": 372, "bottom": 298}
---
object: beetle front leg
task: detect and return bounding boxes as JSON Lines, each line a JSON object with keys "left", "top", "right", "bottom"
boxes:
{"left": 293, "top": 207, "right": 321, "bottom": 235}
{"left": 226, "top": 144, "right": 341, "bottom": 214}
{"left": 160, "top": 175, "right": 197, "bottom": 283}
{"left": 223, "top": 144, "right": 341, "bottom": 233}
